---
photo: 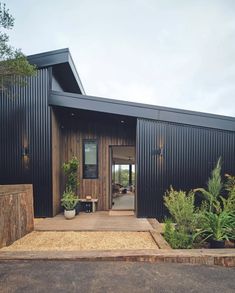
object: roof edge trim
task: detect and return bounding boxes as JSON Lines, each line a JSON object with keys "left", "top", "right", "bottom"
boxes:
{"left": 27, "top": 48, "right": 85, "bottom": 95}
{"left": 49, "top": 90, "right": 235, "bottom": 132}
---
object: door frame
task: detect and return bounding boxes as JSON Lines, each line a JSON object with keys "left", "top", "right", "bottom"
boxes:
{"left": 108, "top": 145, "right": 136, "bottom": 211}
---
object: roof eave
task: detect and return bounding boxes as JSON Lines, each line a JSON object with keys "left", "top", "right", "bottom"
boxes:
{"left": 49, "top": 90, "right": 235, "bottom": 132}
{"left": 27, "top": 48, "right": 85, "bottom": 95}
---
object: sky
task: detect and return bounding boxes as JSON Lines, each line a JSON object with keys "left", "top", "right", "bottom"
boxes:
{"left": 5, "top": 0, "right": 235, "bottom": 117}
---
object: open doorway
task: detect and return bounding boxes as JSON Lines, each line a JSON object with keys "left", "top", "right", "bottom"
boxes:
{"left": 110, "top": 146, "right": 135, "bottom": 210}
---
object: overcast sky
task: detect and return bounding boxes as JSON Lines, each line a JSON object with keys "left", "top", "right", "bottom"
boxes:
{"left": 6, "top": 0, "right": 235, "bottom": 116}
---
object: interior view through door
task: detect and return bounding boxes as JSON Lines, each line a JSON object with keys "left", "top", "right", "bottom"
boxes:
{"left": 111, "top": 146, "right": 135, "bottom": 210}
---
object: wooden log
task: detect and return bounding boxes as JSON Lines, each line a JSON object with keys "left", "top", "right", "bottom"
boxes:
{"left": 0, "top": 185, "right": 34, "bottom": 248}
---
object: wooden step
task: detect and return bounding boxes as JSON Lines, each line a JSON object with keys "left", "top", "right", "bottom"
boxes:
{"left": 109, "top": 210, "right": 134, "bottom": 216}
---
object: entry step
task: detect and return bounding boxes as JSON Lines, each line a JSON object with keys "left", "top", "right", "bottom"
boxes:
{"left": 109, "top": 210, "right": 134, "bottom": 216}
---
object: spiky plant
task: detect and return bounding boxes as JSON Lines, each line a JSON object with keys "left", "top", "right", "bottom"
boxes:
{"left": 61, "top": 188, "right": 79, "bottom": 211}
{"left": 194, "top": 157, "right": 222, "bottom": 213}
{"left": 195, "top": 211, "right": 235, "bottom": 242}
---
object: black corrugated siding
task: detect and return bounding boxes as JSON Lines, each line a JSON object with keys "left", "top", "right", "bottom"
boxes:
{"left": 136, "top": 118, "right": 235, "bottom": 219}
{"left": 0, "top": 69, "right": 52, "bottom": 217}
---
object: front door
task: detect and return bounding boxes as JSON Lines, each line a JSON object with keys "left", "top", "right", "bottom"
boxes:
{"left": 110, "top": 146, "right": 135, "bottom": 210}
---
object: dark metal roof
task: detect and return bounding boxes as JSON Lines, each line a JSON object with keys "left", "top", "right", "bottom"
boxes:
{"left": 49, "top": 90, "right": 235, "bottom": 132}
{"left": 27, "top": 48, "right": 85, "bottom": 95}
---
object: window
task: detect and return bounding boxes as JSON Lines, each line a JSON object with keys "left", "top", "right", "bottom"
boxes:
{"left": 83, "top": 140, "right": 98, "bottom": 179}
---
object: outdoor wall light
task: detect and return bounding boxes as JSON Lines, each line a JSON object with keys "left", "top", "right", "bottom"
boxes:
{"left": 22, "top": 146, "right": 29, "bottom": 157}
{"left": 156, "top": 147, "right": 164, "bottom": 156}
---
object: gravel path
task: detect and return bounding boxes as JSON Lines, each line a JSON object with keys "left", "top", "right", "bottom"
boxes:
{"left": 1, "top": 231, "right": 158, "bottom": 251}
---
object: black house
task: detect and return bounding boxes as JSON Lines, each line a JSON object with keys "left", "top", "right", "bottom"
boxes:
{"left": 1, "top": 48, "right": 235, "bottom": 218}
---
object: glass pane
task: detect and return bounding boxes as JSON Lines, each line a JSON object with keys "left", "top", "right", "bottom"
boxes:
{"left": 85, "top": 143, "right": 97, "bottom": 165}
{"left": 113, "top": 164, "right": 134, "bottom": 187}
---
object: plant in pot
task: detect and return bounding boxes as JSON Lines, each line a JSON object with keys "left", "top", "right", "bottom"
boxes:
{"left": 194, "top": 158, "right": 235, "bottom": 247}
{"left": 61, "top": 156, "right": 79, "bottom": 219}
{"left": 195, "top": 211, "right": 235, "bottom": 248}
{"left": 61, "top": 188, "right": 79, "bottom": 219}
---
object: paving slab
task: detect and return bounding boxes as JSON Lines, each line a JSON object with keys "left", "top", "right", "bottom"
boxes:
{"left": 35, "top": 212, "right": 153, "bottom": 231}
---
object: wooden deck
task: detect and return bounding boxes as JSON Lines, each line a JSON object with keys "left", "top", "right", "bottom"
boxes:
{"left": 34, "top": 212, "right": 153, "bottom": 232}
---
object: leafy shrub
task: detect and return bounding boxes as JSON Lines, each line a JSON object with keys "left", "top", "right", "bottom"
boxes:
{"left": 164, "top": 218, "right": 174, "bottom": 243}
{"left": 164, "top": 218, "right": 194, "bottom": 249}
{"left": 222, "top": 174, "right": 235, "bottom": 213}
{"left": 224, "top": 174, "right": 235, "bottom": 192}
{"left": 163, "top": 158, "right": 235, "bottom": 248}
{"left": 62, "top": 156, "right": 79, "bottom": 193}
{"left": 164, "top": 187, "right": 195, "bottom": 233}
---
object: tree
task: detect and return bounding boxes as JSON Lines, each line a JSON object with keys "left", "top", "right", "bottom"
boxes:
{"left": 0, "top": 2, "right": 36, "bottom": 91}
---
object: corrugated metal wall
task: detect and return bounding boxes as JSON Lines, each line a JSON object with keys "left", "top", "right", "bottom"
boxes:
{"left": 0, "top": 69, "right": 52, "bottom": 217}
{"left": 136, "top": 118, "right": 235, "bottom": 219}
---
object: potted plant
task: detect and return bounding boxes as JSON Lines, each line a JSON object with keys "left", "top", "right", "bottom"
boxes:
{"left": 194, "top": 159, "right": 235, "bottom": 247}
{"left": 61, "top": 188, "right": 79, "bottom": 219}
{"left": 61, "top": 156, "right": 79, "bottom": 218}
{"left": 195, "top": 211, "right": 235, "bottom": 248}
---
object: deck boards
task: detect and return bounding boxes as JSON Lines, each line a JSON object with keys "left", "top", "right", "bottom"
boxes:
{"left": 34, "top": 212, "right": 153, "bottom": 231}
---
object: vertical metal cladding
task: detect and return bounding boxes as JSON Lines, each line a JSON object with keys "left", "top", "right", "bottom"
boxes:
{"left": 136, "top": 118, "right": 235, "bottom": 219}
{"left": 0, "top": 69, "right": 52, "bottom": 217}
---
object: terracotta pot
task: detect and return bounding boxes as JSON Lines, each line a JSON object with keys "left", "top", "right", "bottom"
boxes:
{"left": 64, "top": 209, "right": 76, "bottom": 219}
{"left": 210, "top": 239, "right": 225, "bottom": 249}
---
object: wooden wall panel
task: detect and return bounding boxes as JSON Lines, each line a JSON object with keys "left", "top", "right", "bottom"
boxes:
{"left": 57, "top": 111, "right": 136, "bottom": 211}
{"left": 51, "top": 110, "right": 61, "bottom": 216}
{"left": 0, "top": 184, "right": 34, "bottom": 248}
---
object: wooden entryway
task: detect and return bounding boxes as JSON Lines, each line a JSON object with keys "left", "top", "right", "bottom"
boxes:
{"left": 51, "top": 108, "right": 136, "bottom": 215}
{"left": 110, "top": 146, "right": 136, "bottom": 211}
{"left": 34, "top": 212, "right": 152, "bottom": 231}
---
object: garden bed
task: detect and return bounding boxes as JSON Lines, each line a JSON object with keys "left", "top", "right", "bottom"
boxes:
{"left": 162, "top": 159, "right": 235, "bottom": 249}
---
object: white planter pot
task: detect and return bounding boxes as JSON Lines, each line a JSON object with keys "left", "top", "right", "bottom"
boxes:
{"left": 64, "top": 209, "right": 76, "bottom": 219}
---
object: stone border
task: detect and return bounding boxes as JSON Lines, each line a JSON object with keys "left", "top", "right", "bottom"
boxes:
{"left": 0, "top": 249, "right": 235, "bottom": 267}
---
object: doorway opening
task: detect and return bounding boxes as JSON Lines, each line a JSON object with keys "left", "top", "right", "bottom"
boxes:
{"left": 110, "top": 146, "right": 135, "bottom": 210}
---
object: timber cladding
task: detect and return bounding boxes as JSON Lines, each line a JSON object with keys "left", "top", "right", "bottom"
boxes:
{"left": 52, "top": 108, "right": 136, "bottom": 212}
{"left": 0, "top": 184, "right": 34, "bottom": 248}
{"left": 51, "top": 110, "right": 61, "bottom": 216}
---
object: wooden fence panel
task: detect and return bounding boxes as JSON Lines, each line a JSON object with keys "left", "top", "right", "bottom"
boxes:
{"left": 0, "top": 185, "right": 34, "bottom": 248}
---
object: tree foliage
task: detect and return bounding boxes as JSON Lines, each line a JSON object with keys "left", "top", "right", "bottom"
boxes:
{"left": 113, "top": 168, "right": 135, "bottom": 187}
{"left": 0, "top": 2, "right": 36, "bottom": 91}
